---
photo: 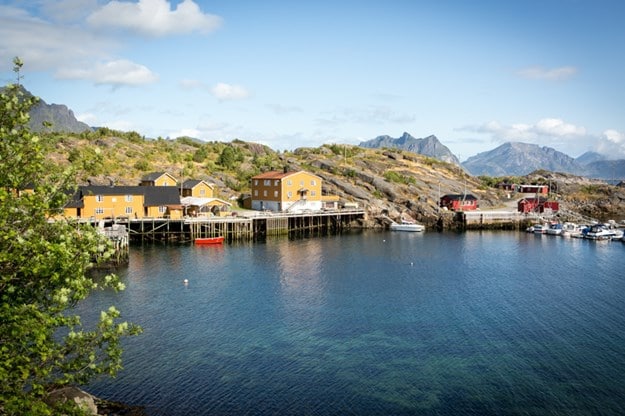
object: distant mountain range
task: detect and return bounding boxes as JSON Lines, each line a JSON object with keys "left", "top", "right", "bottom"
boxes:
{"left": 461, "top": 142, "right": 625, "bottom": 180}
{"left": 12, "top": 85, "right": 625, "bottom": 181}
{"left": 360, "top": 132, "right": 625, "bottom": 181}
{"left": 359, "top": 132, "right": 460, "bottom": 165}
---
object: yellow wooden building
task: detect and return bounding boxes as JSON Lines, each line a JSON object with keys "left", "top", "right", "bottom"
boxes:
{"left": 181, "top": 179, "right": 215, "bottom": 198}
{"left": 140, "top": 172, "right": 179, "bottom": 187}
{"left": 250, "top": 170, "right": 324, "bottom": 212}
{"left": 63, "top": 185, "right": 182, "bottom": 220}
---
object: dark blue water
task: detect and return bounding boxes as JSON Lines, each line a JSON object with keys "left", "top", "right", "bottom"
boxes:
{"left": 80, "top": 231, "right": 625, "bottom": 415}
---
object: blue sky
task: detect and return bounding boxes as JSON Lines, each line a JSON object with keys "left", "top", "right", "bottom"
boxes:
{"left": 1, "top": 0, "right": 624, "bottom": 160}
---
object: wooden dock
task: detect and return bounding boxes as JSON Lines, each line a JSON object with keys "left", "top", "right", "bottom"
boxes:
{"left": 107, "top": 209, "right": 366, "bottom": 243}
{"left": 453, "top": 210, "right": 543, "bottom": 230}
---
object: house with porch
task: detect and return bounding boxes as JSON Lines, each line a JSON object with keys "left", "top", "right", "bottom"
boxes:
{"left": 250, "top": 170, "right": 323, "bottom": 212}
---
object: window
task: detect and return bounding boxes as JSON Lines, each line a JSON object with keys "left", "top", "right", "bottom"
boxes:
{"left": 274, "top": 191, "right": 278, "bottom": 197}
{"left": 311, "top": 191, "right": 316, "bottom": 196}
{"left": 125, "top": 207, "right": 133, "bottom": 214}
{"left": 274, "top": 180, "right": 279, "bottom": 186}
{"left": 254, "top": 190, "right": 258, "bottom": 196}
{"left": 163, "top": 181, "right": 168, "bottom": 186}
{"left": 300, "top": 180, "right": 304, "bottom": 186}
{"left": 263, "top": 190, "right": 267, "bottom": 197}
{"left": 254, "top": 180, "right": 258, "bottom": 186}
{"left": 287, "top": 191, "right": 292, "bottom": 199}
{"left": 264, "top": 179, "right": 271, "bottom": 186}
{"left": 200, "top": 189, "right": 205, "bottom": 196}
{"left": 311, "top": 180, "right": 316, "bottom": 186}
{"left": 95, "top": 207, "right": 104, "bottom": 214}
{"left": 287, "top": 180, "right": 292, "bottom": 185}
{"left": 159, "top": 206, "right": 167, "bottom": 213}
{"left": 96, "top": 195, "right": 104, "bottom": 203}
{"left": 125, "top": 194, "right": 133, "bottom": 202}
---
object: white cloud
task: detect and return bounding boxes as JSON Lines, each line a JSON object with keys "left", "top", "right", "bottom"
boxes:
{"left": 596, "top": 129, "right": 625, "bottom": 158}
{"left": 76, "top": 112, "right": 98, "bottom": 124}
{"left": 534, "top": 118, "right": 586, "bottom": 137}
{"left": 56, "top": 59, "right": 159, "bottom": 86}
{"left": 469, "top": 118, "right": 586, "bottom": 142}
{"left": 87, "top": 0, "right": 222, "bottom": 37}
{"left": 210, "top": 83, "right": 250, "bottom": 101}
{"left": 516, "top": 66, "right": 577, "bottom": 81}
{"left": 0, "top": 5, "right": 116, "bottom": 71}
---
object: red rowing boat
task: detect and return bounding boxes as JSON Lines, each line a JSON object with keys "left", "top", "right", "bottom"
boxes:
{"left": 194, "top": 236, "right": 225, "bottom": 245}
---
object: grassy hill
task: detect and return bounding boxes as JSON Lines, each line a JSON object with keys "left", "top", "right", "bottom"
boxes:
{"left": 43, "top": 128, "right": 625, "bottom": 225}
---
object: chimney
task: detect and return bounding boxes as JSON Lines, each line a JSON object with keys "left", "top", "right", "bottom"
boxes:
{"left": 283, "top": 166, "right": 288, "bottom": 174}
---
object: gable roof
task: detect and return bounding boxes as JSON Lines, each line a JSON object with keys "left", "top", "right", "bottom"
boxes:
{"left": 141, "top": 172, "right": 177, "bottom": 182}
{"left": 182, "top": 179, "right": 214, "bottom": 189}
{"left": 252, "top": 170, "right": 322, "bottom": 180}
{"left": 441, "top": 194, "right": 478, "bottom": 201}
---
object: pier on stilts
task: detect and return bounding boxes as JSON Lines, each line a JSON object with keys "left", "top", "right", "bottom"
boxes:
{"left": 102, "top": 209, "right": 365, "bottom": 243}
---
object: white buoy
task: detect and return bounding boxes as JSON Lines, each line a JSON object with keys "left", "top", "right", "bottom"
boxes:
{"left": 183, "top": 279, "right": 189, "bottom": 284}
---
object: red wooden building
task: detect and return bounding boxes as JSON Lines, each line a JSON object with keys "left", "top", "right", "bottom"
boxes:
{"left": 517, "top": 197, "right": 559, "bottom": 213}
{"left": 517, "top": 184, "right": 548, "bottom": 194}
{"left": 440, "top": 194, "right": 479, "bottom": 211}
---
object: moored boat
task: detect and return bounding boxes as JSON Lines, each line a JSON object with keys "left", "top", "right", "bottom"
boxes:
{"left": 546, "top": 222, "right": 563, "bottom": 236}
{"left": 389, "top": 219, "right": 425, "bottom": 232}
{"left": 561, "top": 222, "right": 581, "bottom": 238}
{"left": 195, "top": 236, "right": 225, "bottom": 245}
{"left": 584, "top": 224, "right": 618, "bottom": 240}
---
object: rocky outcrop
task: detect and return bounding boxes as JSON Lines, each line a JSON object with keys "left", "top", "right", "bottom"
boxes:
{"left": 47, "top": 387, "right": 146, "bottom": 416}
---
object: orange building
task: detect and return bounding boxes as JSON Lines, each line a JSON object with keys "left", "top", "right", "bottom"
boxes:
{"left": 63, "top": 185, "right": 182, "bottom": 220}
{"left": 250, "top": 170, "right": 323, "bottom": 212}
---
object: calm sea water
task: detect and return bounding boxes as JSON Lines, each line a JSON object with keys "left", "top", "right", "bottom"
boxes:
{"left": 80, "top": 231, "right": 625, "bottom": 415}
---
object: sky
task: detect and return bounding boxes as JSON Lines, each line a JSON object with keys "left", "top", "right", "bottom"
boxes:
{"left": 1, "top": 0, "right": 624, "bottom": 161}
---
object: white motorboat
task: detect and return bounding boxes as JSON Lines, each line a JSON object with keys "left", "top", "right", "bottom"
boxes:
{"left": 585, "top": 224, "right": 619, "bottom": 240}
{"left": 561, "top": 222, "right": 581, "bottom": 238}
{"left": 390, "top": 219, "right": 425, "bottom": 232}
{"left": 546, "top": 222, "right": 563, "bottom": 236}
{"left": 528, "top": 223, "right": 547, "bottom": 234}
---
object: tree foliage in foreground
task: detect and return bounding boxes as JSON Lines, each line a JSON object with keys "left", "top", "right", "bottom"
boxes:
{"left": 0, "top": 58, "right": 141, "bottom": 415}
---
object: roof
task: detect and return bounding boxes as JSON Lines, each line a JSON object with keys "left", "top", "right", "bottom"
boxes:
{"left": 182, "top": 179, "right": 214, "bottom": 189}
{"left": 518, "top": 197, "right": 548, "bottom": 203}
{"left": 251, "top": 170, "right": 322, "bottom": 180}
{"left": 67, "top": 185, "right": 181, "bottom": 207}
{"left": 142, "top": 186, "right": 181, "bottom": 206}
{"left": 442, "top": 194, "right": 478, "bottom": 201}
{"left": 180, "top": 197, "right": 231, "bottom": 207}
{"left": 141, "top": 172, "right": 176, "bottom": 182}
{"left": 80, "top": 185, "right": 146, "bottom": 196}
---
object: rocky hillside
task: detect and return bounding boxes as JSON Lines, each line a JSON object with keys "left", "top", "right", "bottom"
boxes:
{"left": 45, "top": 131, "right": 508, "bottom": 227}
{"left": 43, "top": 130, "right": 625, "bottom": 225}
